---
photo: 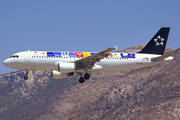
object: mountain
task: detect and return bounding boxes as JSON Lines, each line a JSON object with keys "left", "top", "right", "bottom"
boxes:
{"left": 0, "top": 45, "right": 178, "bottom": 120}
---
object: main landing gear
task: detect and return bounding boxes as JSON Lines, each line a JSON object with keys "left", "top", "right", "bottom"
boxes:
{"left": 78, "top": 73, "right": 90, "bottom": 83}
{"left": 24, "top": 71, "right": 28, "bottom": 80}
{"left": 79, "top": 77, "right": 85, "bottom": 83}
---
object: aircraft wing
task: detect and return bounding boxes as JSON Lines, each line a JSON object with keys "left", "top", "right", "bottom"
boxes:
{"left": 151, "top": 53, "right": 174, "bottom": 62}
{"left": 75, "top": 46, "right": 118, "bottom": 70}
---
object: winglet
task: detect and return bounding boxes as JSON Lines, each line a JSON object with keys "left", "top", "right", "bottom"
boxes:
{"left": 114, "top": 45, "right": 119, "bottom": 50}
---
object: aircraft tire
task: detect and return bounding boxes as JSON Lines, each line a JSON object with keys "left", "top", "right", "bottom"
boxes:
{"left": 84, "top": 73, "right": 90, "bottom": 80}
{"left": 79, "top": 77, "right": 85, "bottom": 83}
{"left": 24, "top": 76, "right": 28, "bottom": 80}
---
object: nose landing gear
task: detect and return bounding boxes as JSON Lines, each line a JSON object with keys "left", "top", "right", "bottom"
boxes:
{"left": 24, "top": 76, "right": 28, "bottom": 80}
{"left": 24, "top": 71, "right": 28, "bottom": 80}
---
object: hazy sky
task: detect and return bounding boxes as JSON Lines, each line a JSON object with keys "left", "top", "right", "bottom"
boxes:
{"left": 0, "top": 0, "right": 180, "bottom": 75}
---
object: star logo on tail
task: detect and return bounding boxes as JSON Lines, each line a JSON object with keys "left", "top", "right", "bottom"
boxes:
{"left": 154, "top": 35, "right": 165, "bottom": 46}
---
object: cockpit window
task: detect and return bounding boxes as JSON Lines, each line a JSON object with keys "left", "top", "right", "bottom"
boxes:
{"left": 10, "top": 55, "right": 19, "bottom": 58}
{"left": 10, "top": 55, "right": 15, "bottom": 58}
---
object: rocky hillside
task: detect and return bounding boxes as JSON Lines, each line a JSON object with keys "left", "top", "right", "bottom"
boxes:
{"left": 0, "top": 45, "right": 178, "bottom": 120}
{"left": 56, "top": 48, "right": 180, "bottom": 120}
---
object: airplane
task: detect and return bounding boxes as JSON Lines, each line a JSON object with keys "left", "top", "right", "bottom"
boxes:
{"left": 3, "top": 27, "right": 174, "bottom": 83}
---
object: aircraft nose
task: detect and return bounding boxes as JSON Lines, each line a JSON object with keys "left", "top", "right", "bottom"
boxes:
{"left": 3, "top": 59, "right": 11, "bottom": 67}
{"left": 3, "top": 59, "right": 8, "bottom": 67}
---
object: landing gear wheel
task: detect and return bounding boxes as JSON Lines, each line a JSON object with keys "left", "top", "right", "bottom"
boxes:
{"left": 24, "top": 76, "right": 28, "bottom": 80}
{"left": 84, "top": 73, "right": 90, "bottom": 80}
{"left": 79, "top": 77, "right": 85, "bottom": 83}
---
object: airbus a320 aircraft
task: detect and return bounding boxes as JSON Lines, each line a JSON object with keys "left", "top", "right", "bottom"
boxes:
{"left": 3, "top": 28, "right": 174, "bottom": 83}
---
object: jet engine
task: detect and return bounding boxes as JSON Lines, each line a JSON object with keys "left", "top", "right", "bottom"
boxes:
{"left": 58, "top": 62, "right": 75, "bottom": 73}
{"left": 51, "top": 70, "right": 74, "bottom": 79}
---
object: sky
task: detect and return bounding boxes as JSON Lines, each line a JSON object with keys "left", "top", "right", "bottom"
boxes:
{"left": 0, "top": 0, "right": 180, "bottom": 75}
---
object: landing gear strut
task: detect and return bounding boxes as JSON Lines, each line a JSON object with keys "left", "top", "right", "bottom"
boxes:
{"left": 24, "top": 71, "right": 28, "bottom": 80}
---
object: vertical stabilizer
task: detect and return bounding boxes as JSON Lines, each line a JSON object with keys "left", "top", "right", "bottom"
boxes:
{"left": 138, "top": 27, "right": 170, "bottom": 55}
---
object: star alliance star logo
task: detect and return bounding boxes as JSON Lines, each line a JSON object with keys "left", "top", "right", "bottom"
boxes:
{"left": 154, "top": 35, "right": 165, "bottom": 46}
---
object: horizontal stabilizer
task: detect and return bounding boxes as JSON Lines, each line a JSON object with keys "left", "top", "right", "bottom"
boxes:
{"left": 151, "top": 53, "right": 174, "bottom": 62}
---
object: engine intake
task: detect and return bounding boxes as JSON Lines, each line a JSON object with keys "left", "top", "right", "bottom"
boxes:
{"left": 58, "top": 62, "right": 75, "bottom": 73}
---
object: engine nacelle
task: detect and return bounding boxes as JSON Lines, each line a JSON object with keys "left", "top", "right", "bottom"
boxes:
{"left": 51, "top": 70, "right": 74, "bottom": 79}
{"left": 51, "top": 70, "right": 68, "bottom": 79}
{"left": 58, "top": 62, "right": 75, "bottom": 73}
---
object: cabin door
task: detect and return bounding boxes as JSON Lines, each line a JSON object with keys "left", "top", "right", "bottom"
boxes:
{"left": 24, "top": 51, "right": 30, "bottom": 62}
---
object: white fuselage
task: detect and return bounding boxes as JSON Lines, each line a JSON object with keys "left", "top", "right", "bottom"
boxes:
{"left": 3, "top": 51, "right": 173, "bottom": 73}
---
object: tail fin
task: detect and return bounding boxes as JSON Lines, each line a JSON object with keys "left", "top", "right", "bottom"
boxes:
{"left": 138, "top": 27, "right": 170, "bottom": 55}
